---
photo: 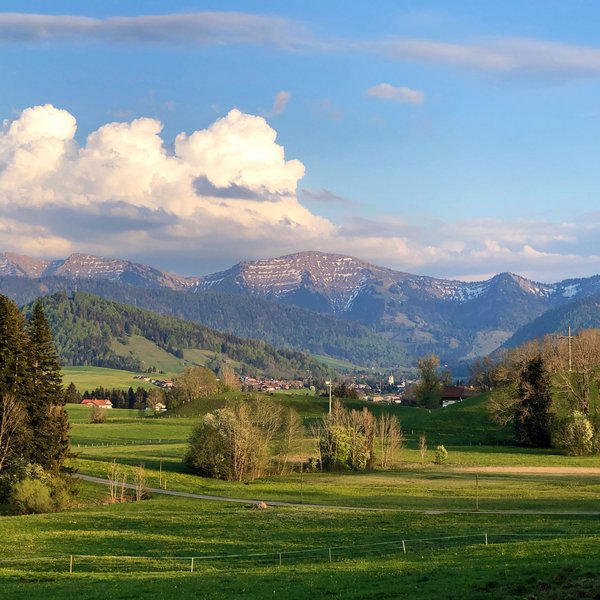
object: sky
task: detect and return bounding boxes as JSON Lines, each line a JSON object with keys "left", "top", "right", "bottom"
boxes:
{"left": 2, "top": 1, "right": 600, "bottom": 282}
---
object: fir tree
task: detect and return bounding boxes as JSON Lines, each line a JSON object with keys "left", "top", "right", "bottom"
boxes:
{"left": 26, "top": 301, "right": 70, "bottom": 472}
{"left": 515, "top": 354, "right": 553, "bottom": 448}
{"left": 0, "top": 296, "right": 32, "bottom": 463}
{"left": 0, "top": 296, "right": 31, "bottom": 399}
{"left": 64, "top": 382, "right": 82, "bottom": 404}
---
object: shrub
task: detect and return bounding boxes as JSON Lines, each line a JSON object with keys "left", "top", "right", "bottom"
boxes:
{"left": 434, "top": 444, "right": 448, "bottom": 465}
{"left": 555, "top": 412, "right": 595, "bottom": 456}
{"left": 89, "top": 405, "right": 106, "bottom": 423}
{"left": 9, "top": 478, "right": 54, "bottom": 514}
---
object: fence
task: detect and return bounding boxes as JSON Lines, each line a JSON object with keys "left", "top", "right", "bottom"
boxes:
{"left": 0, "top": 532, "right": 595, "bottom": 575}
{"left": 75, "top": 439, "right": 184, "bottom": 449}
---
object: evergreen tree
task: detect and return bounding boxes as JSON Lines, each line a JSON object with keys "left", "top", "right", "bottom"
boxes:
{"left": 0, "top": 296, "right": 31, "bottom": 399}
{"left": 64, "top": 382, "right": 82, "bottom": 404}
{"left": 0, "top": 296, "right": 32, "bottom": 463}
{"left": 515, "top": 354, "right": 553, "bottom": 448}
{"left": 26, "top": 301, "right": 70, "bottom": 472}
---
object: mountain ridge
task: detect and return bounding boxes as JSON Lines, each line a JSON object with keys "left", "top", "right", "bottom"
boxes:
{"left": 5, "top": 249, "right": 600, "bottom": 362}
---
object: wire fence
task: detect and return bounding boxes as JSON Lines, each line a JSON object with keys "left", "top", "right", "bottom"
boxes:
{"left": 75, "top": 439, "right": 184, "bottom": 449}
{"left": 0, "top": 532, "right": 596, "bottom": 575}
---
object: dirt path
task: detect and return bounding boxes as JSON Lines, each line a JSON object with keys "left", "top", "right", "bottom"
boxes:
{"left": 452, "top": 466, "right": 600, "bottom": 475}
{"left": 76, "top": 474, "right": 600, "bottom": 516}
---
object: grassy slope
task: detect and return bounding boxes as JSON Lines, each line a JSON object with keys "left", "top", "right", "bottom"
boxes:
{"left": 111, "top": 335, "right": 185, "bottom": 373}
{"left": 3, "top": 395, "right": 600, "bottom": 598}
{"left": 1, "top": 495, "right": 598, "bottom": 599}
{"left": 62, "top": 366, "right": 161, "bottom": 392}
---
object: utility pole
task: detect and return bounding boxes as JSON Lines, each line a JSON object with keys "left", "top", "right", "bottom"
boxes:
{"left": 325, "top": 379, "right": 333, "bottom": 414}
{"left": 561, "top": 324, "right": 573, "bottom": 372}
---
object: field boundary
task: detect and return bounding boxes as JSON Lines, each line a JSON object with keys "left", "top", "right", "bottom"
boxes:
{"left": 0, "top": 532, "right": 595, "bottom": 575}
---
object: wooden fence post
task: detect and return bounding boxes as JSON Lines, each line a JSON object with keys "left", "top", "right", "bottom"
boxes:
{"left": 190, "top": 557, "right": 194, "bottom": 573}
{"left": 402, "top": 540, "right": 406, "bottom": 554}
{"left": 69, "top": 555, "right": 73, "bottom": 575}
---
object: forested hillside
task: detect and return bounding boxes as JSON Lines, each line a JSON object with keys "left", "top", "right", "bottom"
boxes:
{"left": 4, "top": 277, "right": 408, "bottom": 367}
{"left": 25, "top": 292, "right": 330, "bottom": 379}
{"left": 503, "top": 293, "right": 600, "bottom": 348}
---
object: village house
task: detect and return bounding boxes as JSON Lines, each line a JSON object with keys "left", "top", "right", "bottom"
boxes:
{"left": 81, "top": 399, "right": 113, "bottom": 409}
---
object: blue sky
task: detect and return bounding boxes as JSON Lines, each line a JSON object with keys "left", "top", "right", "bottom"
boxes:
{"left": 1, "top": 1, "right": 600, "bottom": 281}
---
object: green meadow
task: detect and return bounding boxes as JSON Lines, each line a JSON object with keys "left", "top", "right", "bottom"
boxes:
{"left": 3, "top": 391, "right": 600, "bottom": 598}
{"left": 62, "top": 366, "right": 163, "bottom": 392}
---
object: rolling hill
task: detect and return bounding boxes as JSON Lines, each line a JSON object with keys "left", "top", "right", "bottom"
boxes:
{"left": 24, "top": 292, "right": 330, "bottom": 379}
{"left": 2, "top": 276, "right": 408, "bottom": 368}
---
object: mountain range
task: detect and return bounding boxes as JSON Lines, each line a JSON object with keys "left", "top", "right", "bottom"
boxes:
{"left": 3, "top": 249, "right": 600, "bottom": 365}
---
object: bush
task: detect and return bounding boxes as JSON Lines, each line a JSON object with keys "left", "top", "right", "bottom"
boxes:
{"left": 90, "top": 405, "right": 106, "bottom": 423}
{"left": 1, "top": 461, "right": 76, "bottom": 512}
{"left": 555, "top": 412, "right": 595, "bottom": 456}
{"left": 9, "top": 478, "right": 54, "bottom": 514}
{"left": 434, "top": 445, "right": 448, "bottom": 465}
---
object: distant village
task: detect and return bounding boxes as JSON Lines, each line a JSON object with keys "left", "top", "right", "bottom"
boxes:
{"left": 80, "top": 371, "right": 479, "bottom": 411}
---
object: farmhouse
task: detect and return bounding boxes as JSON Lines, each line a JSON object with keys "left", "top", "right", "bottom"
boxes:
{"left": 441, "top": 386, "right": 478, "bottom": 408}
{"left": 81, "top": 399, "right": 113, "bottom": 409}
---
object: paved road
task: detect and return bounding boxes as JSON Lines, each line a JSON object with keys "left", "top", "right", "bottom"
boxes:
{"left": 76, "top": 474, "right": 600, "bottom": 516}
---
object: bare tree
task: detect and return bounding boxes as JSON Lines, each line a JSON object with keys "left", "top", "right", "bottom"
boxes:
{"left": 550, "top": 329, "right": 600, "bottom": 415}
{"left": 177, "top": 366, "right": 218, "bottom": 403}
{"left": 376, "top": 413, "right": 403, "bottom": 468}
{"left": 276, "top": 408, "right": 304, "bottom": 475}
{"left": 134, "top": 464, "right": 146, "bottom": 502}
{"left": 107, "top": 459, "right": 119, "bottom": 503}
{"left": 0, "top": 393, "right": 26, "bottom": 471}
{"left": 145, "top": 387, "right": 165, "bottom": 411}
{"left": 469, "top": 356, "right": 500, "bottom": 391}
{"left": 89, "top": 405, "right": 106, "bottom": 423}
{"left": 218, "top": 364, "right": 241, "bottom": 392}
{"left": 419, "top": 434, "right": 427, "bottom": 466}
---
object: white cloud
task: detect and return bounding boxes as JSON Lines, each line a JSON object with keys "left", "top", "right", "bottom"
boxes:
{"left": 0, "top": 104, "right": 332, "bottom": 264}
{"left": 1, "top": 104, "right": 600, "bottom": 282}
{"left": 373, "top": 36, "right": 600, "bottom": 78}
{"left": 365, "top": 83, "right": 425, "bottom": 105}
{"left": 0, "top": 12, "right": 312, "bottom": 50}
{"left": 5, "top": 11, "right": 600, "bottom": 79}
{"left": 269, "top": 91, "right": 292, "bottom": 116}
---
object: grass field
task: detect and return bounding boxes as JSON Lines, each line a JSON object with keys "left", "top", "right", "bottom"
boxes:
{"left": 3, "top": 392, "right": 600, "bottom": 598}
{"left": 61, "top": 366, "right": 166, "bottom": 392}
{"left": 111, "top": 335, "right": 186, "bottom": 374}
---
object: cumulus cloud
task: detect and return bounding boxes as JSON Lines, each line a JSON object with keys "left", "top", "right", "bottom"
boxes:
{"left": 365, "top": 83, "right": 425, "bottom": 105}
{"left": 0, "top": 104, "right": 332, "bottom": 266}
{"left": 1, "top": 104, "right": 600, "bottom": 282}
{"left": 269, "top": 91, "right": 292, "bottom": 116}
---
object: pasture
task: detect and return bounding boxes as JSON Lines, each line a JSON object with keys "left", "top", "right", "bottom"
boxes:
{"left": 3, "top": 393, "right": 600, "bottom": 598}
{"left": 61, "top": 366, "right": 162, "bottom": 392}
